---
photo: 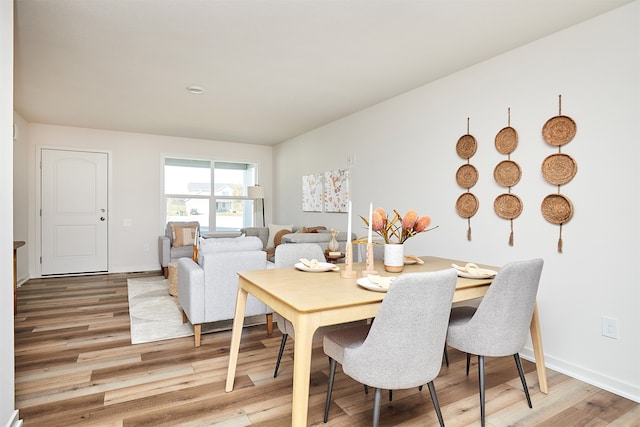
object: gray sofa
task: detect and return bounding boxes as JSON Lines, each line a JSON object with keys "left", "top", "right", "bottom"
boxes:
{"left": 177, "top": 236, "right": 274, "bottom": 347}
{"left": 240, "top": 226, "right": 358, "bottom": 261}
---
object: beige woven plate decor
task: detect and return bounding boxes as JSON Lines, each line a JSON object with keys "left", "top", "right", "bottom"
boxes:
{"left": 542, "top": 115, "right": 577, "bottom": 146}
{"left": 495, "top": 126, "right": 518, "bottom": 154}
{"left": 541, "top": 193, "right": 574, "bottom": 224}
{"left": 494, "top": 160, "right": 521, "bottom": 187}
{"left": 456, "top": 193, "right": 479, "bottom": 218}
{"left": 494, "top": 193, "right": 523, "bottom": 219}
{"left": 456, "top": 164, "right": 478, "bottom": 188}
{"left": 456, "top": 134, "right": 477, "bottom": 159}
{"left": 542, "top": 153, "right": 577, "bottom": 185}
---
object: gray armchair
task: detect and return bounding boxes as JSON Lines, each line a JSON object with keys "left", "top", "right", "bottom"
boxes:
{"left": 158, "top": 221, "right": 199, "bottom": 278}
{"left": 447, "top": 258, "right": 544, "bottom": 427}
{"left": 323, "top": 269, "right": 458, "bottom": 426}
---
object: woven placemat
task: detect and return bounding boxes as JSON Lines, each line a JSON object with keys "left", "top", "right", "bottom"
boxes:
{"left": 494, "top": 160, "right": 521, "bottom": 188}
{"left": 495, "top": 126, "right": 518, "bottom": 154}
{"left": 456, "top": 164, "right": 478, "bottom": 188}
{"left": 541, "top": 193, "right": 574, "bottom": 224}
{"left": 456, "top": 134, "right": 477, "bottom": 159}
{"left": 542, "top": 115, "right": 577, "bottom": 146}
{"left": 494, "top": 193, "right": 523, "bottom": 219}
{"left": 542, "top": 153, "right": 577, "bottom": 185}
{"left": 456, "top": 192, "right": 479, "bottom": 218}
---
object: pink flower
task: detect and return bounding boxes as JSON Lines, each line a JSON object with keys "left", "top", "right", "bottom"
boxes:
{"left": 401, "top": 210, "right": 418, "bottom": 230}
{"left": 414, "top": 215, "right": 432, "bottom": 232}
{"left": 374, "top": 207, "right": 387, "bottom": 221}
{"left": 371, "top": 211, "right": 385, "bottom": 232}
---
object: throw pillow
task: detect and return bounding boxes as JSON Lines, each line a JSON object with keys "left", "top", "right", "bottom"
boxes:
{"left": 267, "top": 223, "right": 292, "bottom": 248}
{"left": 172, "top": 225, "right": 197, "bottom": 247}
{"left": 306, "top": 226, "right": 327, "bottom": 233}
{"left": 295, "top": 226, "right": 308, "bottom": 233}
{"left": 274, "top": 229, "right": 292, "bottom": 247}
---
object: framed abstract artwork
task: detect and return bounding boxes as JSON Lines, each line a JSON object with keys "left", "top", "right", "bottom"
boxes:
{"left": 324, "top": 169, "right": 350, "bottom": 213}
{"left": 302, "top": 173, "right": 323, "bottom": 212}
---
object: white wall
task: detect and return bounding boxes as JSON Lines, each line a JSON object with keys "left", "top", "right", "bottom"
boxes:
{"left": 274, "top": 2, "right": 640, "bottom": 401}
{"left": 13, "top": 112, "right": 29, "bottom": 285}
{"left": 0, "top": 0, "right": 18, "bottom": 425}
{"left": 25, "top": 125, "right": 273, "bottom": 276}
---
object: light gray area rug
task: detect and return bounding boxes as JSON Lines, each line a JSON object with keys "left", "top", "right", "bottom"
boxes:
{"left": 127, "top": 276, "right": 193, "bottom": 344}
{"left": 127, "top": 276, "right": 267, "bottom": 345}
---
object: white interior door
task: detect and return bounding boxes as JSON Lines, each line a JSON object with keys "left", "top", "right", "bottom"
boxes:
{"left": 41, "top": 149, "right": 109, "bottom": 275}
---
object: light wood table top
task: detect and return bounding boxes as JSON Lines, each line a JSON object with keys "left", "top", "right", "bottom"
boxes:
{"left": 225, "top": 256, "right": 547, "bottom": 426}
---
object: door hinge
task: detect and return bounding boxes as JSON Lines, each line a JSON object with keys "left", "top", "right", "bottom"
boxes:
{"left": 40, "top": 256, "right": 42, "bottom": 264}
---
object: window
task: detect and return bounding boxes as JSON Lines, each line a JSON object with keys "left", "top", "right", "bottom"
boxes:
{"left": 163, "top": 158, "right": 258, "bottom": 232}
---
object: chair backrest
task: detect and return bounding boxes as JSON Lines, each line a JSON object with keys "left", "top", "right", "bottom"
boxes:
{"left": 341, "top": 269, "right": 458, "bottom": 390}
{"left": 165, "top": 221, "right": 200, "bottom": 247}
{"left": 274, "top": 243, "right": 326, "bottom": 268}
{"left": 457, "top": 258, "right": 544, "bottom": 356}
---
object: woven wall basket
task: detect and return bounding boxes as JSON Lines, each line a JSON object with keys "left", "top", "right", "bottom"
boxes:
{"left": 456, "top": 134, "right": 477, "bottom": 159}
{"left": 542, "top": 153, "right": 577, "bottom": 185}
{"left": 495, "top": 126, "right": 518, "bottom": 154}
{"left": 494, "top": 160, "right": 521, "bottom": 188}
{"left": 456, "top": 192, "right": 479, "bottom": 218}
{"left": 541, "top": 193, "right": 574, "bottom": 224}
{"left": 542, "top": 115, "right": 577, "bottom": 146}
{"left": 456, "top": 164, "right": 478, "bottom": 188}
{"left": 494, "top": 193, "right": 523, "bottom": 219}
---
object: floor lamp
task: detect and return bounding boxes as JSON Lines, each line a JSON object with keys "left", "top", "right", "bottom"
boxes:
{"left": 248, "top": 185, "right": 265, "bottom": 226}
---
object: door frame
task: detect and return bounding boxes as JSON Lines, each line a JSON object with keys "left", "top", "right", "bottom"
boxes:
{"left": 35, "top": 146, "right": 112, "bottom": 277}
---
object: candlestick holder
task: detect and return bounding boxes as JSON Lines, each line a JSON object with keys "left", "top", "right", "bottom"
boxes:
{"left": 361, "top": 242, "right": 378, "bottom": 277}
{"left": 340, "top": 243, "right": 357, "bottom": 279}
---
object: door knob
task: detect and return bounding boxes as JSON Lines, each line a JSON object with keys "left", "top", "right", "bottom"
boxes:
{"left": 100, "top": 217, "right": 106, "bottom": 221}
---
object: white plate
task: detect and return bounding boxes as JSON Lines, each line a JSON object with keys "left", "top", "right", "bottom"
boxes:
{"left": 294, "top": 262, "right": 337, "bottom": 272}
{"left": 356, "top": 277, "right": 388, "bottom": 292}
{"left": 456, "top": 268, "right": 497, "bottom": 279}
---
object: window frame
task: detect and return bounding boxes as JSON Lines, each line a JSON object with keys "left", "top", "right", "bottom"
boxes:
{"left": 161, "top": 155, "right": 259, "bottom": 233}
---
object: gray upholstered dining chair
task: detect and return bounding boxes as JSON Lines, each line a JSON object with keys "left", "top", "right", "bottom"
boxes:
{"left": 446, "top": 258, "right": 544, "bottom": 427}
{"left": 323, "top": 269, "right": 458, "bottom": 426}
{"left": 272, "top": 243, "right": 365, "bottom": 378}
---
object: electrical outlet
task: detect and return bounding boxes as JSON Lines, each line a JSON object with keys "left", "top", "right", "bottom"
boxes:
{"left": 143, "top": 243, "right": 150, "bottom": 252}
{"left": 601, "top": 316, "right": 618, "bottom": 339}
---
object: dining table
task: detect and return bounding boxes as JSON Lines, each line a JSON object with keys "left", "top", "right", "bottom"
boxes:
{"left": 225, "top": 256, "right": 547, "bottom": 426}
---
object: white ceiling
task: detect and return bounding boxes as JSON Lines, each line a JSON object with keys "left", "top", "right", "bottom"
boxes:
{"left": 13, "top": 0, "right": 632, "bottom": 145}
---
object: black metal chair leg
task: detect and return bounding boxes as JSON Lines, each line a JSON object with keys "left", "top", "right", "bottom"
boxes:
{"left": 388, "top": 389, "right": 392, "bottom": 401}
{"left": 273, "top": 333, "right": 288, "bottom": 378}
{"left": 443, "top": 345, "right": 449, "bottom": 367}
{"left": 478, "top": 355, "right": 485, "bottom": 427}
{"left": 427, "top": 381, "right": 445, "bottom": 427}
{"left": 323, "top": 358, "right": 337, "bottom": 423}
{"left": 514, "top": 354, "right": 532, "bottom": 408}
{"left": 466, "top": 352, "right": 471, "bottom": 375}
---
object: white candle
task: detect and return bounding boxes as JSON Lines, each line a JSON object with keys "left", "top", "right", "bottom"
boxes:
{"left": 347, "top": 201, "right": 352, "bottom": 244}
{"left": 368, "top": 202, "right": 373, "bottom": 244}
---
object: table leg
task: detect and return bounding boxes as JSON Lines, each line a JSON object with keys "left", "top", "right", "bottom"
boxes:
{"left": 225, "top": 286, "right": 248, "bottom": 392}
{"left": 529, "top": 302, "right": 548, "bottom": 394}
{"left": 291, "top": 314, "right": 317, "bottom": 427}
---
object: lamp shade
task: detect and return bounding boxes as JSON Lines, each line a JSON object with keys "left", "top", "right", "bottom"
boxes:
{"left": 248, "top": 185, "right": 265, "bottom": 199}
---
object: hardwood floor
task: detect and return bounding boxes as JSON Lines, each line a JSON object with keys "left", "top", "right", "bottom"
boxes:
{"left": 14, "top": 273, "right": 640, "bottom": 426}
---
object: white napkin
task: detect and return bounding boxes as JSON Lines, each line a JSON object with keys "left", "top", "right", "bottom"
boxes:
{"left": 367, "top": 275, "right": 395, "bottom": 289}
{"left": 451, "top": 262, "right": 495, "bottom": 277}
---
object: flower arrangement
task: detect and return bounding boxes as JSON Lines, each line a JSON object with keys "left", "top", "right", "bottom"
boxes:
{"left": 361, "top": 208, "right": 438, "bottom": 244}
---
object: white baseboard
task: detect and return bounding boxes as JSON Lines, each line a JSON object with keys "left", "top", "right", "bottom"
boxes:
{"left": 520, "top": 347, "right": 640, "bottom": 403}
{"left": 4, "top": 410, "right": 23, "bottom": 427}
